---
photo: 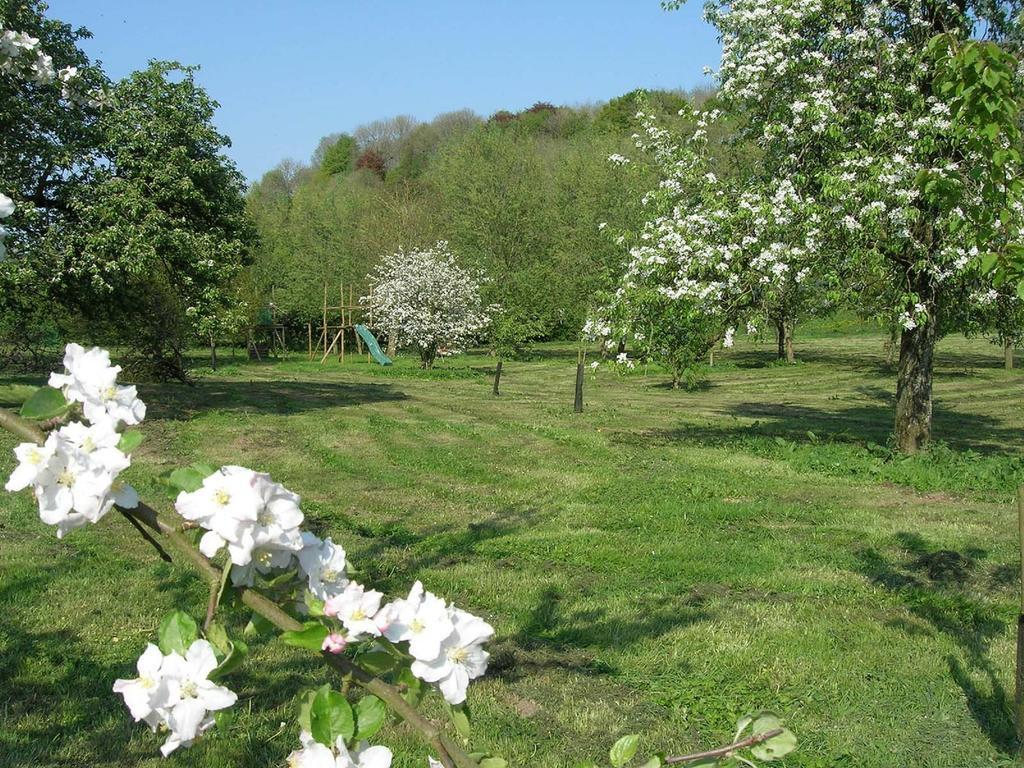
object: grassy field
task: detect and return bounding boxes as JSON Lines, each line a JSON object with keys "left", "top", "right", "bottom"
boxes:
{"left": 2, "top": 328, "right": 1023, "bottom": 767}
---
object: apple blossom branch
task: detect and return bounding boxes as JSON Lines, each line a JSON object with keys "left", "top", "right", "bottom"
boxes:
{"left": 0, "top": 405, "right": 478, "bottom": 768}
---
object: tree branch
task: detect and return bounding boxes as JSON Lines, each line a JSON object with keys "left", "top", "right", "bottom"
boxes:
{"left": 0, "top": 407, "right": 477, "bottom": 768}
{"left": 664, "top": 728, "right": 784, "bottom": 764}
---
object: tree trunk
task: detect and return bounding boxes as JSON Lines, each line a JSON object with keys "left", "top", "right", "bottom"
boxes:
{"left": 493, "top": 360, "right": 502, "bottom": 396}
{"left": 209, "top": 335, "right": 217, "bottom": 371}
{"left": 1006, "top": 340, "right": 1015, "bottom": 370}
{"left": 616, "top": 339, "right": 626, "bottom": 356}
{"left": 386, "top": 331, "right": 396, "bottom": 357}
{"left": 894, "top": 319, "right": 937, "bottom": 454}
{"left": 777, "top": 319, "right": 795, "bottom": 362}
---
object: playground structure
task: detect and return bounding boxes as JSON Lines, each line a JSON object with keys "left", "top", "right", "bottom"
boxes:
{"left": 247, "top": 287, "right": 289, "bottom": 361}
{"left": 308, "top": 283, "right": 390, "bottom": 365}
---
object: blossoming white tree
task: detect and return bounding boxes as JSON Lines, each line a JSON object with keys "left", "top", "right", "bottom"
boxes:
{"left": 363, "top": 242, "right": 493, "bottom": 368}
{"left": 637, "top": 0, "right": 1024, "bottom": 452}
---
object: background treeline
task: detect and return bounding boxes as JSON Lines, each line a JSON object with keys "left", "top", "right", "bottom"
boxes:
{"left": 244, "top": 90, "right": 712, "bottom": 339}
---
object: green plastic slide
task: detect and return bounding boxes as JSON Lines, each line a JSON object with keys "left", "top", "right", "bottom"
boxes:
{"left": 355, "top": 324, "right": 393, "bottom": 365}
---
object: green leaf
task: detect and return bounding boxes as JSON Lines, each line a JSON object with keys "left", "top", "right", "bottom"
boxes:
{"left": 297, "top": 688, "right": 317, "bottom": 733}
{"left": 396, "top": 667, "right": 424, "bottom": 706}
{"left": 158, "top": 610, "right": 198, "bottom": 655}
{"left": 206, "top": 621, "right": 231, "bottom": 656}
{"left": 166, "top": 466, "right": 209, "bottom": 495}
{"left": 244, "top": 611, "right": 275, "bottom": 638}
{"left": 304, "top": 590, "right": 326, "bottom": 617}
{"left": 980, "top": 252, "right": 1000, "bottom": 273}
{"left": 20, "top": 386, "right": 70, "bottom": 420}
{"left": 215, "top": 560, "right": 234, "bottom": 612}
{"left": 211, "top": 637, "right": 248, "bottom": 680}
{"left": 609, "top": 734, "right": 640, "bottom": 768}
{"left": 262, "top": 568, "right": 300, "bottom": 589}
{"left": 356, "top": 649, "right": 397, "bottom": 676}
{"left": 354, "top": 695, "right": 387, "bottom": 741}
{"left": 449, "top": 702, "right": 472, "bottom": 740}
{"left": 309, "top": 685, "right": 354, "bottom": 747}
{"left": 733, "top": 713, "right": 754, "bottom": 741}
{"left": 214, "top": 708, "right": 234, "bottom": 731}
{"left": 117, "top": 430, "right": 144, "bottom": 453}
{"left": 637, "top": 759, "right": 661, "bottom": 768}
{"left": 750, "top": 712, "right": 782, "bottom": 735}
{"left": 750, "top": 727, "right": 797, "bottom": 761}
{"left": 480, "top": 759, "right": 508, "bottom": 768}
{"left": 749, "top": 712, "right": 797, "bottom": 761}
{"left": 281, "top": 621, "right": 328, "bottom": 651}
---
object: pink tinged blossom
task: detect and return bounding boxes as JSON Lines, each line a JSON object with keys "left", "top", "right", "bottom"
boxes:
{"left": 321, "top": 633, "right": 348, "bottom": 654}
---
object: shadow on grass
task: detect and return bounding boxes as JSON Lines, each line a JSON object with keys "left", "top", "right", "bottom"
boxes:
{"left": 0, "top": 563, "right": 153, "bottom": 766}
{"left": 852, "top": 532, "right": 1016, "bottom": 754}
{"left": 312, "top": 505, "right": 712, "bottom": 678}
{"left": 487, "top": 585, "right": 709, "bottom": 681}
{"left": 141, "top": 379, "right": 409, "bottom": 421}
{"left": 727, "top": 346, "right": 1007, "bottom": 374}
{"left": 632, "top": 389, "right": 1023, "bottom": 453}
{"left": 0, "top": 560, "right": 313, "bottom": 767}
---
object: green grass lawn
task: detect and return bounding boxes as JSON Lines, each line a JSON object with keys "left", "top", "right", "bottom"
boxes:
{"left": 2, "top": 330, "right": 1023, "bottom": 767}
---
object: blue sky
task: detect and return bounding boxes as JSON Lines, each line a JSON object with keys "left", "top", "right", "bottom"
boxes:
{"left": 46, "top": 1, "right": 721, "bottom": 180}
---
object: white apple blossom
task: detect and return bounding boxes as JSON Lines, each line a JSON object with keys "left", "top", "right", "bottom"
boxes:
{"left": 6, "top": 418, "right": 139, "bottom": 538}
{"left": 48, "top": 343, "right": 146, "bottom": 428}
{"left": 175, "top": 465, "right": 304, "bottom": 569}
{"left": 112, "top": 643, "right": 169, "bottom": 729}
{"left": 4, "top": 439, "right": 56, "bottom": 494}
{"left": 383, "top": 581, "right": 454, "bottom": 662}
{"left": 57, "top": 420, "right": 130, "bottom": 474}
{"left": 410, "top": 607, "right": 493, "bottom": 705}
{"left": 324, "top": 582, "right": 387, "bottom": 640}
{"left": 286, "top": 732, "right": 393, "bottom": 768}
{"left": 114, "top": 640, "right": 236, "bottom": 757}
{"left": 297, "top": 532, "right": 350, "bottom": 600}
{"left": 156, "top": 639, "right": 236, "bottom": 756}
{"left": 0, "top": 193, "right": 13, "bottom": 218}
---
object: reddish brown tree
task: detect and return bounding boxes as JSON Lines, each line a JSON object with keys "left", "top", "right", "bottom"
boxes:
{"left": 354, "top": 148, "right": 386, "bottom": 179}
